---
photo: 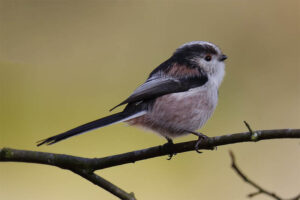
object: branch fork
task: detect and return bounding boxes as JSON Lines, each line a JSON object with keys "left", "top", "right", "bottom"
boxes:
{"left": 230, "top": 151, "right": 300, "bottom": 200}
{"left": 1, "top": 126, "right": 300, "bottom": 199}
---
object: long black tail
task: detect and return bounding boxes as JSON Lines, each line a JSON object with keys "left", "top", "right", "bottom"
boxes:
{"left": 37, "top": 111, "right": 145, "bottom": 146}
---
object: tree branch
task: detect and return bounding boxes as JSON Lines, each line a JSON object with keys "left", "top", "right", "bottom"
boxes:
{"left": 72, "top": 169, "right": 136, "bottom": 200}
{"left": 230, "top": 151, "right": 300, "bottom": 200}
{"left": 1, "top": 128, "right": 300, "bottom": 199}
{"left": 0, "top": 148, "right": 136, "bottom": 200}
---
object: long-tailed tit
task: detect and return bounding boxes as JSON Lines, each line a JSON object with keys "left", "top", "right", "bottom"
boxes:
{"left": 37, "top": 41, "right": 227, "bottom": 151}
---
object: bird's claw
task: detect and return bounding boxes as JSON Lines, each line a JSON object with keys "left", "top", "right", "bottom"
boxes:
{"left": 195, "top": 135, "right": 209, "bottom": 154}
{"left": 167, "top": 152, "right": 177, "bottom": 160}
{"left": 163, "top": 139, "right": 176, "bottom": 160}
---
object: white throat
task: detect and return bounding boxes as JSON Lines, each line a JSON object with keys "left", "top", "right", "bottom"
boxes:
{"left": 211, "top": 62, "right": 225, "bottom": 88}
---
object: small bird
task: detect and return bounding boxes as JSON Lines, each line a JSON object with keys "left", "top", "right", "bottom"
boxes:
{"left": 37, "top": 41, "right": 227, "bottom": 150}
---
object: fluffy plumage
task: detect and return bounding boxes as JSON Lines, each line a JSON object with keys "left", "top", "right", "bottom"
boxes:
{"left": 37, "top": 41, "right": 227, "bottom": 146}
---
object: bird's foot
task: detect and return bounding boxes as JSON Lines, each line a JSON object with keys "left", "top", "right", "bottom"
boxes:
{"left": 186, "top": 130, "right": 213, "bottom": 153}
{"left": 195, "top": 134, "right": 209, "bottom": 153}
{"left": 163, "top": 138, "right": 176, "bottom": 160}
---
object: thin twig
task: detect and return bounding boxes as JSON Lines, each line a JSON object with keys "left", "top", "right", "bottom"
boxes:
{"left": 72, "top": 169, "right": 136, "bottom": 200}
{"left": 229, "top": 151, "right": 300, "bottom": 200}
{"left": 244, "top": 121, "right": 260, "bottom": 142}
{"left": 244, "top": 121, "right": 254, "bottom": 134}
{"left": 1, "top": 128, "right": 300, "bottom": 199}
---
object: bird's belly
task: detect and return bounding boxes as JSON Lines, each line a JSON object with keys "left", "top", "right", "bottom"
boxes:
{"left": 127, "top": 86, "right": 218, "bottom": 138}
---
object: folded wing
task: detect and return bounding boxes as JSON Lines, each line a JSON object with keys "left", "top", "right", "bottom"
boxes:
{"left": 110, "top": 74, "right": 208, "bottom": 111}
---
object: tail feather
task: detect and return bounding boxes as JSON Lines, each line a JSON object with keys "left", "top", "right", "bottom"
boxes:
{"left": 37, "top": 111, "right": 146, "bottom": 146}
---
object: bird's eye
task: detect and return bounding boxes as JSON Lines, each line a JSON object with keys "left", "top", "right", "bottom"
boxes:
{"left": 204, "top": 55, "right": 212, "bottom": 62}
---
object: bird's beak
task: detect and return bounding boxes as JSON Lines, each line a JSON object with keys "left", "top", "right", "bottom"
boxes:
{"left": 219, "top": 54, "right": 227, "bottom": 61}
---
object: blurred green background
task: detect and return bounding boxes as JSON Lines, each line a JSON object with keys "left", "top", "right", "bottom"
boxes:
{"left": 0, "top": 0, "right": 299, "bottom": 199}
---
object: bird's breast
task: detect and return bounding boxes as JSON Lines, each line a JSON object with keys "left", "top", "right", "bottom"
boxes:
{"left": 127, "top": 85, "right": 218, "bottom": 138}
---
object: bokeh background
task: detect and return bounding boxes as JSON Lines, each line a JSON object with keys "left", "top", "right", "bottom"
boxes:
{"left": 0, "top": 0, "right": 299, "bottom": 199}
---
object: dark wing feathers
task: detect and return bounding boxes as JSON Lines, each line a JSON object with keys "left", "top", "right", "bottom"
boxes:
{"left": 110, "top": 75, "right": 208, "bottom": 111}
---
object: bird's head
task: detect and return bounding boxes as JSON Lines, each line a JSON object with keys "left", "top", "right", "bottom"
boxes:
{"left": 173, "top": 41, "right": 227, "bottom": 87}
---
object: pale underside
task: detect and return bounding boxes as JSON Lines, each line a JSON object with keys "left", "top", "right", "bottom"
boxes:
{"left": 126, "top": 83, "right": 218, "bottom": 139}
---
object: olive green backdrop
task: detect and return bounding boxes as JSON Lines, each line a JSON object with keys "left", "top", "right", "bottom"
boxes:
{"left": 0, "top": 0, "right": 299, "bottom": 199}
